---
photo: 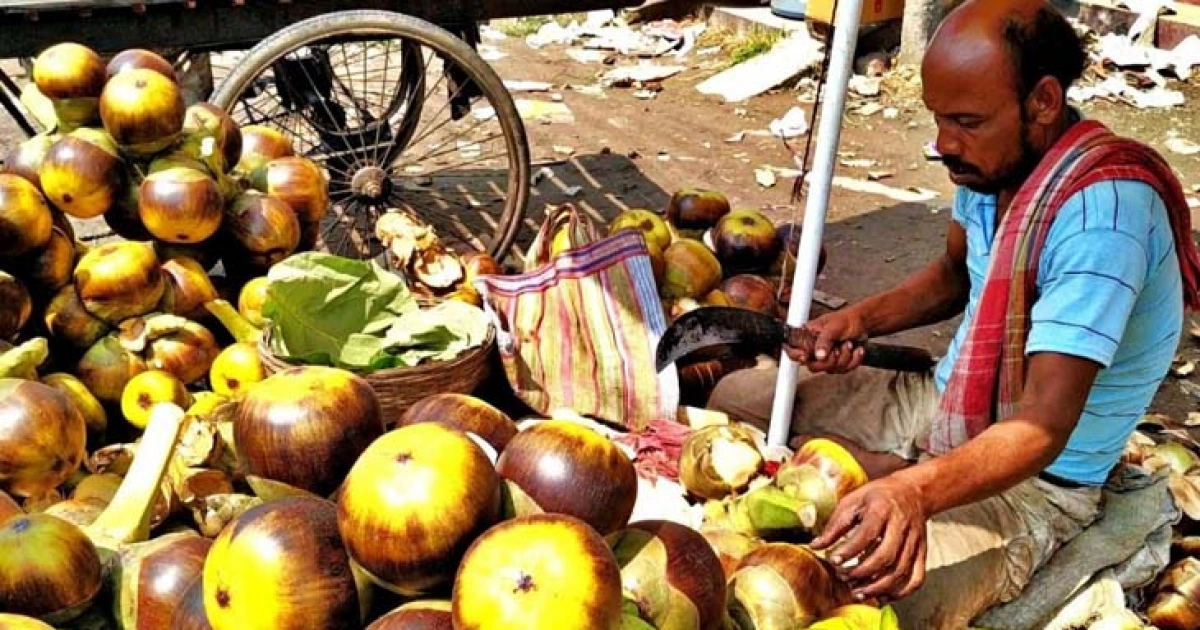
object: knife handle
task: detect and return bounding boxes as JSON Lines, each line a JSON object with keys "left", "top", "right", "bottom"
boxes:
{"left": 860, "top": 342, "right": 937, "bottom": 373}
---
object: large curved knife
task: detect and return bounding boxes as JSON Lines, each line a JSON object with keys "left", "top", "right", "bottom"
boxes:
{"left": 656, "top": 307, "right": 937, "bottom": 373}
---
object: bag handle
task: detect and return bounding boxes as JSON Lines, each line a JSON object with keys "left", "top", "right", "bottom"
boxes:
{"left": 473, "top": 279, "right": 517, "bottom": 356}
{"left": 523, "top": 203, "right": 600, "bottom": 272}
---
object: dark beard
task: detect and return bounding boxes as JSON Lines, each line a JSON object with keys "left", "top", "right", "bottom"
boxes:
{"left": 961, "top": 120, "right": 1042, "bottom": 195}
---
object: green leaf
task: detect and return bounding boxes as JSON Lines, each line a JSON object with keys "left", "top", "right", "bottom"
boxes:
{"left": 262, "top": 252, "right": 416, "bottom": 362}
{"left": 337, "top": 333, "right": 388, "bottom": 369}
{"left": 349, "top": 301, "right": 490, "bottom": 371}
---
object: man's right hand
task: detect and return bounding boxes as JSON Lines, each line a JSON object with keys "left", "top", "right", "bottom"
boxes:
{"left": 784, "top": 309, "right": 870, "bottom": 374}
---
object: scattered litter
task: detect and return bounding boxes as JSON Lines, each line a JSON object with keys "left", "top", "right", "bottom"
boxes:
{"left": 526, "top": 21, "right": 577, "bottom": 49}
{"left": 883, "top": 107, "right": 900, "bottom": 119}
{"left": 1068, "top": 75, "right": 1184, "bottom": 108}
{"left": 514, "top": 99, "right": 575, "bottom": 124}
{"left": 725, "top": 131, "right": 745, "bottom": 143}
{"left": 755, "top": 168, "right": 777, "bottom": 189}
{"left": 1188, "top": 412, "right": 1200, "bottom": 427}
{"left": 551, "top": 93, "right": 565, "bottom": 102}
{"left": 923, "top": 142, "right": 942, "bottom": 161}
{"left": 1064, "top": 18, "right": 1200, "bottom": 110}
{"left": 1173, "top": 360, "right": 1196, "bottom": 378}
{"left": 564, "top": 185, "right": 583, "bottom": 197}
{"left": 633, "top": 89, "right": 658, "bottom": 100}
{"left": 803, "top": 173, "right": 940, "bottom": 203}
{"left": 480, "top": 24, "right": 508, "bottom": 41}
{"left": 553, "top": 146, "right": 575, "bottom": 156}
{"left": 855, "top": 52, "right": 891, "bottom": 77}
{"left": 1188, "top": 197, "right": 1200, "bottom": 209}
{"left": 839, "top": 158, "right": 878, "bottom": 168}
{"left": 847, "top": 74, "right": 882, "bottom": 97}
{"left": 868, "top": 170, "right": 894, "bottom": 181}
{"left": 478, "top": 45, "right": 506, "bottom": 62}
{"left": 762, "top": 165, "right": 802, "bottom": 178}
{"left": 697, "top": 46, "right": 721, "bottom": 56}
{"left": 768, "top": 106, "right": 810, "bottom": 139}
{"left": 566, "top": 48, "right": 611, "bottom": 64}
{"left": 532, "top": 166, "right": 555, "bottom": 185}
{"left": 733, "top": 108, "right": 748, "bottom": 117}
{"left": 476, "top": 99, "right": 575, "bottom": 124}
{"left": 657, "top": 154, "right": 671, "bottom": 162}
{"left": 1095, "top": 32, "right": 1200, "bottom": 82}
{"left": 504, "top": 80, "right": 553, "bottom": 93}
{"left": 857, "top": 102, "right": 883, "bottom": 116}
{"left": 569, "top": 84, "right": 606, "bottom": 97}
{"left": 519, "top": 13, "right": 708, "bottom": 64}
{"left": 584, "top": 9, "right": 615, "bottom": 30}
{"left": 1166, "top": 136, "right": 1200, "bottom": 155}
{"left": 585, "top": 27, "right": 677, "bottom": 57}
{"left": 602, "top": 63, "right": 685, "bottom": 87}
{"left": 696, "top": 31, "right": 825, "bottom": 102}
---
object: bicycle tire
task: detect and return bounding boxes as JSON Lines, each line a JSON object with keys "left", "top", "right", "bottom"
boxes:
{"left": 210, "top": 10, "right": 531, "bottom": 261}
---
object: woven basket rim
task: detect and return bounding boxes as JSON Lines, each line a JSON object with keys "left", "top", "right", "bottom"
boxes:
{"left": 257, "top": 320, "right": 496, "bottom": 379}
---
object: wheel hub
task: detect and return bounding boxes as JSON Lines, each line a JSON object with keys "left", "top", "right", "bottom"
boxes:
{"left": 350, "top": 166, "right": 391, "bottom": 201}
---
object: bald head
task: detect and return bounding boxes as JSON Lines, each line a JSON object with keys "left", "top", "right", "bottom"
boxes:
{"left": 919, "top": 1, "right": 1087, "bottom": 196}
{"left": 927, "top": 0, "right": 1087, "bottom": 100}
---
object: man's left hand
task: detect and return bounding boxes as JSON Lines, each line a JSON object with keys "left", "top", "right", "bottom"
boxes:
{"left": 810, "top": 476, "right": 929, "bottom": 602}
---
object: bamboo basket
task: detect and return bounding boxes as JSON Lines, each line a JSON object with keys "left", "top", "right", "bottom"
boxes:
{"left": 257, "top": 319, "right": 496, "bottom": 422}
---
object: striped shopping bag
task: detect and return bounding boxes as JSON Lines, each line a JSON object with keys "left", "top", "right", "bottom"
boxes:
{"left": 474, "top": 229, "right": 680, "bottom": 431}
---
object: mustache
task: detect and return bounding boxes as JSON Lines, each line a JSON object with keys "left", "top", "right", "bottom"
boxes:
{"left": 941, "top": 155, "right": 980, "bottom": 176}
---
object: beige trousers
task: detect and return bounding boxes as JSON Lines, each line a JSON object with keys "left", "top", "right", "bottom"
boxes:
{"left": 707, "top": 366, "right": 1104, "bottom": 630}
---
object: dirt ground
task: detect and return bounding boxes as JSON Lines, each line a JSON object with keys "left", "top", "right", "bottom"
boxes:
{"left": 2, "top": 22, "right": 1199, "bottom": 419}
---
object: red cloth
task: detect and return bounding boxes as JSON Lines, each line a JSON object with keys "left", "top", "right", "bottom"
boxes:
{"left": 925, "top": 120, "right": 1200, "bottom": 455}
{"left": 613, "top": 418, "right": 693, "bottom": 482}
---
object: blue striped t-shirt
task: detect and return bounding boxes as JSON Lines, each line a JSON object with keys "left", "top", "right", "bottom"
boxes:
{"left": 934, "top": 180, "right": 1183, "bottom": 485}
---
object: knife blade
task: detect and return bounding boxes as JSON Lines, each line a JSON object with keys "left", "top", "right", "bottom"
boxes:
{"left": 656, "top": 307, "right": 936, "bottom": 374}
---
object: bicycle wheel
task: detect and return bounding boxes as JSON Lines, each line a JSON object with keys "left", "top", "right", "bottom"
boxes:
{"left": 210, "top": 10, "right": 530, "bottom": 262}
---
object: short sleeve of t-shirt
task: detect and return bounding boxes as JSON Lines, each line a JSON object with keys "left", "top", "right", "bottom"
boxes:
{"left": 951, "top": 187, "right": 972, "bottom": 228}
{"left": 1024, "top": 182, "right": 1159, "bottom": 367}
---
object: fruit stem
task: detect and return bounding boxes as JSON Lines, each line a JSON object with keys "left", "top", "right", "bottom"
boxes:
{"left": 205, "top": 299, "right": 261, "bottom": 345}
{"left": 85, "top": 403, "right": 186, "bottom": 549}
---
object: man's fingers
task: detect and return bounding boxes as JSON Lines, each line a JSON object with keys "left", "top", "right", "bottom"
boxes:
{"left": 832, "top": 341, "right": 859, "bottom": 373}
{"left": 825, "top": 513, "right": 882, "bottom": 564}
{"left": 810, "top": 499, "right": 861, "bottom": 550}
{"left": 896, "top": 537, "right": 928, "bottom": 599}
{"left": 845, "top": 518, "right": 903, "bottom": 581}
{"left": 845, "top": 345, "right": 866, "bottom": 371}
{"left": 854, "top": 525, "right": 921, "bottom": 598}
{"left": 811, "top": 328, "right": 840, "bottom": 361}
{"left": 897, "top": 542, "right": 931, "bottom": 597}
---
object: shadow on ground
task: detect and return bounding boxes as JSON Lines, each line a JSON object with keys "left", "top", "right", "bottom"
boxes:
{"left": 511, "top": 151, "right": 675, "bottom": 253}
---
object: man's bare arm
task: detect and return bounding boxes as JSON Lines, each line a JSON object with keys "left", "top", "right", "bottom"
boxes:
{"left": 852, "top": 221, "right": 972, "bottom": 338}
{"left": 890, "top": 351, "right": 1101, "bottom": 515}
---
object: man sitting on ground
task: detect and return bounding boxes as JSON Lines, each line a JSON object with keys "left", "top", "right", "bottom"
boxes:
{"left": 708, "top": 1, "right": 1200, "bottom": 627}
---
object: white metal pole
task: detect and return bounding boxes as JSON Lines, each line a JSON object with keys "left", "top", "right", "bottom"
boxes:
{"left": 766, "top": 0, "right": 866, "bottom": 453}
